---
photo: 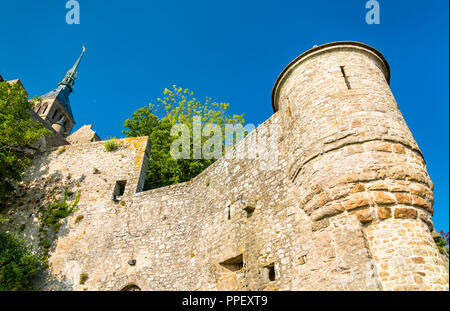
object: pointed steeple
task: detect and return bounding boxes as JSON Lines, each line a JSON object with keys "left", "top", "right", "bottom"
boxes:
{"left": 58, "top": 46, "right": 85, "bottom": 91}
{"left": 37, "top": 46, "right": 86, "bottom": 137}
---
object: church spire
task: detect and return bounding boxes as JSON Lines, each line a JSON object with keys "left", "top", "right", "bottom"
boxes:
{"left": 58, "top": 46, "right": 85, "bottom": 91}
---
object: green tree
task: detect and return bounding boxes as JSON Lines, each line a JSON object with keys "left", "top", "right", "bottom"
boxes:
{"left": 0, "top": 81, "right": 51, "bottom": 201}
{"left": 0, "top": 232, "right": 43, "bottom": 291}
{"left": 123, "top": 85, "right": 245, "bottom": 190}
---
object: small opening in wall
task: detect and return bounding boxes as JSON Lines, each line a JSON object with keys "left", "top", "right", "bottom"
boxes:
{"left": 220, "top": 254, "right": 243, "bottom": 272}
{"left": 264, "top": 263, "right": 276, "bottom": 282}
{"left": 244, "top": 205, "right": 255, "bottom": 218}
{"left": 42, "top": 105, "right": 48, "bottom": 114}
{"left": 112, "top": 180, "right": 127, "bottom": 202}
{"left": 121, "top": 284, "right": 141, "bottom": 291}
{"left": 340, "top": 66, "right": 352, "bottom": 90}
{"left": 227, "top": 206, "right": 231, "bottom": 220}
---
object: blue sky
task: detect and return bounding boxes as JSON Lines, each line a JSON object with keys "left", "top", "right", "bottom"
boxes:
{"left": 1, "top": 0, "right": 448, "bottom": 232}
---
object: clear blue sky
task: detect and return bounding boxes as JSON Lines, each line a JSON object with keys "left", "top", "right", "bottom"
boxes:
{"left": 1, "top": 0, "right": 448, "bottom": 232}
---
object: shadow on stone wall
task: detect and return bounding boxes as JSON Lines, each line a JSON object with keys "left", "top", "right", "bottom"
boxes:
{"left": 0, "top": 164, "right": 86, "bottom": 291}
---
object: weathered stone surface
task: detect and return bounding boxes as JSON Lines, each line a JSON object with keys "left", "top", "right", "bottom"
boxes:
{"left": 311, "top": 205, "right": 342, "bottom": 221}
{"left": 353, "top": 208, "right": 374, "bottom": 225}
{"left": 411, "top": 195, "right": 432, "bottom": 211}
{"left": 67, "top": 125, "right": 101, "bottom": 145}
{"left": 411, "top": 257, "right": 425, "bottom": 264}
{"left": 311, "top": 219, "right": 330, "bottom": 232}
{"left": 395, "top": 193, "right": 412, "bottom": 205}
{"left": 377, "top": 206, "right": 392, "bottom": 220}
{"left": 344, "top": 193, "right": 369, "bottom": 211}
{"left": 368, "top": 181, "right": 388, "bottom": 191}
{"left": 373, "top": 192, "right": 395, "bottom": 205}
{"left": 393, "top": 144, "right": 406, "bottom": 154}
{"left": 351, "top": 184, "right": 365, "bottom": 193}
{"left": 394, "top": 208, "right": 418, "bottom": 219}
{"left": 368, "top": 142, "right": 392, "bottom": 153}
{"left": 1, "top": 41, "right": 447, "bottom": 292}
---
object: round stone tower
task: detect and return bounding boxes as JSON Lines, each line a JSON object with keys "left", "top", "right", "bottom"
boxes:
{"left": 273, "top": 41, "right": 448, "bottom": 290}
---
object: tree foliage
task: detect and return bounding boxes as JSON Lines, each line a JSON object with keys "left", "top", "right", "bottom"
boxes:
{"left": 123, "top": 85, "right": 245, "bottom": 190}
{"left": 0, "top": 81, "right": 51, "bottom": 201}
{"left": 0, "top": 232, "right": 43, "bottom": 291}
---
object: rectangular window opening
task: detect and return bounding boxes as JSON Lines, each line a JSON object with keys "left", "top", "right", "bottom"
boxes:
{"left": 263, "top": 263, "right": 276, "bottom": 282}
{"left": 112, "top": 180, "right": 127, "bottom": 202}
{"left": 220, "top": 254, "right": 243, "bottom": 272}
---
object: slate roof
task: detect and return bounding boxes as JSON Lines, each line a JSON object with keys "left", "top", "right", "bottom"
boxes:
{"left": 42, "top": 85, "right": 75, "bottom": 120}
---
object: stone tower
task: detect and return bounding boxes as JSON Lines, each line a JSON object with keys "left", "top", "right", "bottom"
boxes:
{"left": 33, "top": 46, "right": 85, "bottom": 137}
{"left": 273, "top": 41, "right": 447, "bottom": 290}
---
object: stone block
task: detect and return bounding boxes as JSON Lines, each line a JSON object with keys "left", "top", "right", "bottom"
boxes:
{"left": 394, "top": 208, "right": 418, "bottom": 219}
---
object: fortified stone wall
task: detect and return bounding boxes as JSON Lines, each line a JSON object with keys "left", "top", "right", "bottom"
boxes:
{"left": 1, "top": 41, "right": 448, "bottom": 291}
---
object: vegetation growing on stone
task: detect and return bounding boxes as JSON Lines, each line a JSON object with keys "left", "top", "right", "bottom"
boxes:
{"left": 104, "top": 138, "right": 120, "bottom": 152}
{"left": 0, "top": 81, "right": 51, "bottom": 201}
{"left": 79, "top": 272, "right": 88, "bottom": 285}
{"left": 38, "top": 188, "right": 81, "bottom": 260}
{"left": 435, "top": 230, "right": 449, "bottom": 256}
{"left": 0, "top": 82, "right": 53, "bottom": 291}
{"left": 0, "top": 232, "right": 43, "bottom": 291}
{"left": 40, "top": 188, "right": 80, "bottom": 228}
{"left": 123, "top": 85, "right": 245, "bottom": 190}
{"left": 75, "top": 215, "right": 84, "bottom": 224}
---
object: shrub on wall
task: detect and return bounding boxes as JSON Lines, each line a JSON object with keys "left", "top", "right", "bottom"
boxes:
{"left": 0, "top": 232, "right": 43, "bottom": 291}
{"left": 104, "top": 138, "right": 120, "bottom": 152}
{"left": 38, "top": 188, "right": 81, "bottom": 258}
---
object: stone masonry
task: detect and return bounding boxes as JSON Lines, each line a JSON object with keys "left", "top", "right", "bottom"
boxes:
{"left": 1, "top": 41, "right": 448, "bottom": 291}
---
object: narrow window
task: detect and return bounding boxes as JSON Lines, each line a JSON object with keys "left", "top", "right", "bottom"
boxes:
{"left": 340, "top": 66, "right": 352, "bottom": 90}
{"left": 112, "top": 180, "right": 127, "bottom": 201}
{"left": 52, "top": 110, "right": 58, "bottom": 120}
{"left": 263, "top": 263, "right": 276, "bottom": 282}
{"left": 42, "top": 105, "right": 48, "bottom": 114}
{"left": 36, "top": 106, "right": 41, "bottom": 114}
{"left": 227, "top": 206, "right": 231, "bottom": 220}
{"left": 220, "top": 254, "right": 243, "bottom": 272}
